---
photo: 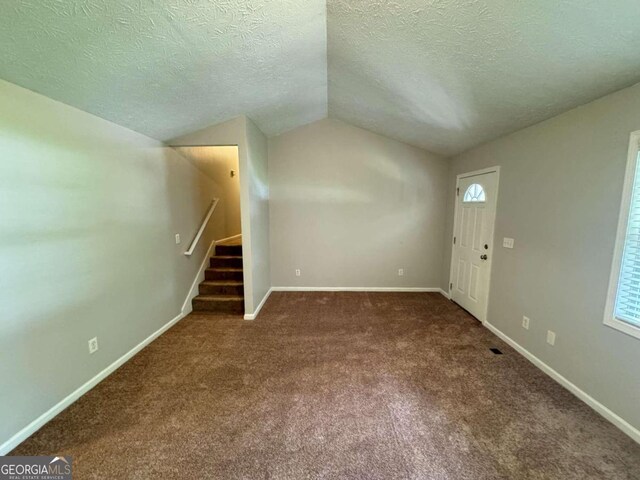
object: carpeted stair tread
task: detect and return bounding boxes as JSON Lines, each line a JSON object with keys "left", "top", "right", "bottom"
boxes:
{"left": 194, "top": 295, "right": 244, "bottom": 301}
{"left": 210, "top": 255, "right": 244, "bottom": 268}
{"left": 204, "top": 268, "right": 244, "bottom": 282}
{"left": 194, "top": 244, "right": 244, "bottom": 313}
{"left": 216, "top": 245, "right": 242, "bottom": 256}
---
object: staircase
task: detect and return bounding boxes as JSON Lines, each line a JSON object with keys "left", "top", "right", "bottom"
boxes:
{"left": 192, "top": 242, "right": 244, "bottom": 315}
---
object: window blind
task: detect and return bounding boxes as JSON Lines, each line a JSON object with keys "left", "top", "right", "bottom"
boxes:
{"left": 615, "top": 150, "right": 640, "bottom": 328}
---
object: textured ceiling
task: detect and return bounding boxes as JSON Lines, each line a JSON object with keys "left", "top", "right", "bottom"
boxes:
{"left": 2, "top": 1, "right": 640, "bottom": 154}
{"left": 328, "top": 0, "right": 640, "bottom": 155}
{"left": 0, "top": 0, "right": 327, "bottom": 140}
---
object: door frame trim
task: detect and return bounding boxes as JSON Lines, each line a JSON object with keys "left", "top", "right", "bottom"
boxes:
{"left": 449, "top": 166, "right": 501, "bottom": 324}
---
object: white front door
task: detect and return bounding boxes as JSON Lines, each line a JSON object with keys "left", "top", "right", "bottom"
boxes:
{"left": 450, "top": 169, "right": 499, "bottom": 322}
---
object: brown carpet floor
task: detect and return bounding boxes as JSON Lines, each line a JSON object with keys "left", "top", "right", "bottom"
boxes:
{"left": 11, "top": 292, "right": 640, "bottom": 479}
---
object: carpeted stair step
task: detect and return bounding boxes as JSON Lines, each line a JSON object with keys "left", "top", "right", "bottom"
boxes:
{"left": 210, "top": 256, "right": 243, "bottom": 269}
{"left": 205, "top": 268, "right": 243, "bottom": 281}
{"left": 216, "top": 244, "right": 242, "bottom": 257}
{"left": 199, "top": 280, "right": 244, "bottom": 296}
{"left": 192, "top": 295, "right": 244, "bottom": 314}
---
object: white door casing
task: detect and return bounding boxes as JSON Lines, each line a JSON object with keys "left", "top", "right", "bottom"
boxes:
{"left": 450, "top": 168, "right": 499, "bottom": 323}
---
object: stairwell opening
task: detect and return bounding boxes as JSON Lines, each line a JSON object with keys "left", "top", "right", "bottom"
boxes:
{"left": 171, "top": 145, "right": 245, "bottom": 315}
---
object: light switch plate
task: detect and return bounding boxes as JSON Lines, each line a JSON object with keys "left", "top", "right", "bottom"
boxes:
{"left": 175, "top": 234, "right": 181, "bottom": 245}
{"left": 88, "top": 337, "right": 99, "bottom": 354}
{"left": 546, "top": 330, "right": 556, "bottom": 346}
{"left": 503, "top": 237, "right": 514, "bottom": 249}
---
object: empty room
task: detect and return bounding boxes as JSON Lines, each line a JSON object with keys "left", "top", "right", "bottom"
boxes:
{"left": 1, "top": 1, "right": 640, "bottom": 479}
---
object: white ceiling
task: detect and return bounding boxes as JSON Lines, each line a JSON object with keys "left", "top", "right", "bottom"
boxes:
{"left": 328, "top": 0, "right": 640, "bottom": 155}
{"left": 2, "top": 1, "right": 640, "bottom": 155}
{"left": 0, "top": 0, "right": 327, "bottom": 140}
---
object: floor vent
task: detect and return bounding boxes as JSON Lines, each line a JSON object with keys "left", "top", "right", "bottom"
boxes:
{"left": 489, "top": 348, "right": 503, "bottom": 355}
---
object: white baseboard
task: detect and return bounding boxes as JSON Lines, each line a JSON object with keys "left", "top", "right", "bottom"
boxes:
{"left": 484, "top": 321, "right": 640, "bottom": 445}
{"left": 182, "top": 234, "right": 243, "bottom": 313}
{"left": 440, "top": 289, "right": 451, "bottom": 299}
{"left": 271, "top": 286, "right": 445, "bottom": 293}
{"left": 244, "top": 288, "right": 273, "bottom": 320}
{"left": 181, "top": 240, "right": 216, "bottom": 313}
{"left": 1, "top": 241, "right": 221, "bottom": 455}
{"left": 243, "top": 287, "right": 448, "bottom": 320}
{"left": 248, "top": 287, "right": 446, "bottom": 317}
{"left": 0, "top": 310, "right": 186, "bottom": 455}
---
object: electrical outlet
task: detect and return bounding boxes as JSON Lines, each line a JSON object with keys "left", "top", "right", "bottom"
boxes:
{"left": 295, "top": 269, "right": 301, "bottom": 277}
{"left": 88, "top": 337, "right": 99, "bottom": 354}
{"left": 398, "top": 268, "right": 404, "bottom": 276}
{"left": 175, "top": 234, "right": 181, "bottom": 245}
{"left": 522, "top": 316, "right": 530, "bottom": 330}
{"left": 546, "top": 330, "right": 556, "bottom": 346}
{"left": 503, "top": 237, "right": 514, "bottom": 249}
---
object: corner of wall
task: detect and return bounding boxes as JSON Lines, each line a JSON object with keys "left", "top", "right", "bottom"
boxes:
{"left": 440, "top": 157, "right": 456, "bottom": 292}
{"left": 243, "top": 117, "right": 272, "bottom": 316}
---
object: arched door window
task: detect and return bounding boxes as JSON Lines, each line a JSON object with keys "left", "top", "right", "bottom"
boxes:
{"left": 463, "top": 183, "right": 486, "bottom": 202}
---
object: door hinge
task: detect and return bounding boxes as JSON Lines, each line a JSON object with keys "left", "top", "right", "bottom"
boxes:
{"left": 456, "top": 187, "right": 460, "bottom": 196}
{"left": 449, "top": 283, "right": 453, "bottom": 290}
{"left": 453, "top": 236, "right": 456, "bottom": 244}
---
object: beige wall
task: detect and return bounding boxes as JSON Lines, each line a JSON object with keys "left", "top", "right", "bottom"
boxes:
{"left": 0, "top": 79, "right": 218, "bottom": 449}
{"left": 443, "top": 82, "right": 640, "bottom": 431}
{"left": 245, "top": 118, "right": 271, "bottom": 311}
{"left": 173, "top": 146, "right": 241, "bottom": 239}
{"left": 169, "top": 116, "right": 271, "bottom": 316}
{"left": 268, "top": 118, "right": 448, "bottom": 288}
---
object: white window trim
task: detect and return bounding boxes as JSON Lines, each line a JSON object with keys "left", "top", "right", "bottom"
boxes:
{"left": 604, "top": 130, "right": 640, "bottom": 340}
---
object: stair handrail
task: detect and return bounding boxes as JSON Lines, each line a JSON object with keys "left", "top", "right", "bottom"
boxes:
{"left": 184, "top": 198, "right": 219, "bottom": 256}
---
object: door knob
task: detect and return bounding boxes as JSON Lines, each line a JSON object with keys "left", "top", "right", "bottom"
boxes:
{"left": 480, "top": 254, "right": 488, "bottom": 260}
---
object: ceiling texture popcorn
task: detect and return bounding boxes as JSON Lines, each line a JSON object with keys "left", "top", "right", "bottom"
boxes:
{"left": 2, "top": 0, "right": 640, "bottom": 155}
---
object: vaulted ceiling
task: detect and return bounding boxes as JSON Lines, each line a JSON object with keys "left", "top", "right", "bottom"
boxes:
{"left": 1, "top": 1, "right": 328, "bottom": 142}
{"left": 2, "top": 1, "right": 640, "bottom": 155}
